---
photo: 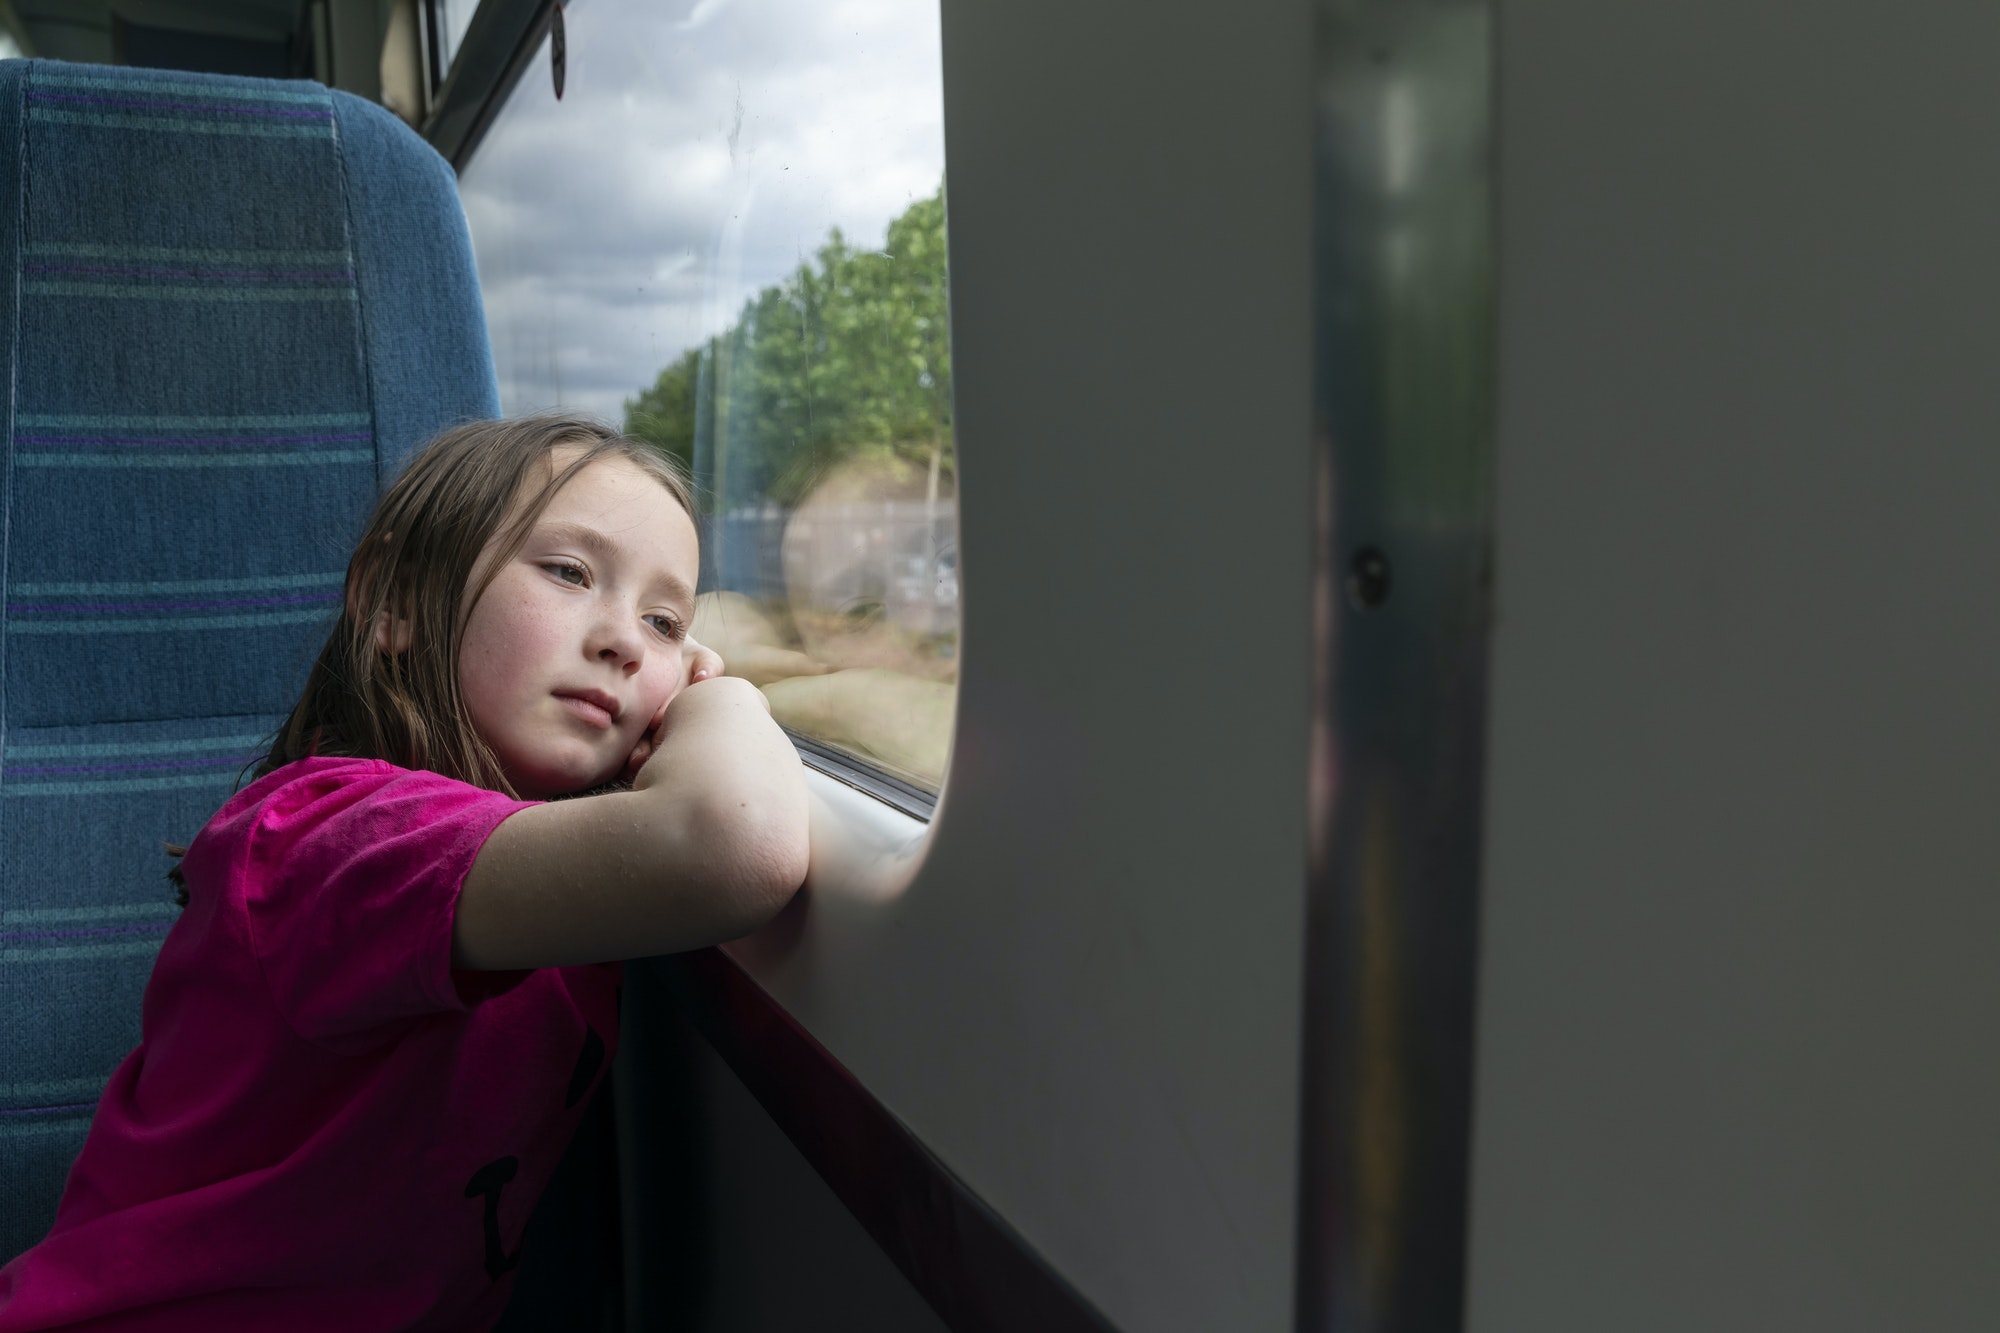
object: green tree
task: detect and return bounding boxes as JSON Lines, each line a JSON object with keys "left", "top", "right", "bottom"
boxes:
{"left": 623, "top": 184, "right": 952, "bottom": 509}
{"left": 621, "top": 344, "right": 701, "bottom": 479}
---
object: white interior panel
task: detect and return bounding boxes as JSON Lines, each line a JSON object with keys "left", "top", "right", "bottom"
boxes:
{"left": 724, "top": 1, "right": 1316, "bottom": 1329}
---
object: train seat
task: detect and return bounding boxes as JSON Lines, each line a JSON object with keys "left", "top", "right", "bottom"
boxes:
{"left": 0, "top": 58, "right": 496, "bottom": 1262}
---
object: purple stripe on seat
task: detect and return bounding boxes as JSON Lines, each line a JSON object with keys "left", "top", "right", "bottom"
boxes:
{"left": 0, "top": 1104, "right": 98, "bottom": 1117}
{"left": 10, "top": 592, "right": 339, "bottom": 614}
{"left": 25, "top": 263, "right": 352, "bottom": 282}
{"left": 26, "top": 91, "right": 332, "bottom": 120}
{"left": 1, "top": 923, "right": 174, "bottom": 941}
{"left": 7, "top": 755, "right": 250, "bottom": 777}
{"left": 15, "top": 433, "right": 372, "bottom": 447}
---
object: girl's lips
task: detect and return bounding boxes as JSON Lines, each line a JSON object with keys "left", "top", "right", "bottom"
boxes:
{"left": 553, "top": 692, "right": 617, "bottom": 730}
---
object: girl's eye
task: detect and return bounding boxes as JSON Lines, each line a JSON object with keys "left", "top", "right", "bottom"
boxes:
{"left": 647, "top": 614, "right": 686, "bottom": 641}
{"left": 545, "top": 561, "right": 587, "bottom": 587}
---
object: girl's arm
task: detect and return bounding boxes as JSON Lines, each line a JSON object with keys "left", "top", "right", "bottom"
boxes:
{"left": 452, "top": 676, "right": 809, "bottom": 969}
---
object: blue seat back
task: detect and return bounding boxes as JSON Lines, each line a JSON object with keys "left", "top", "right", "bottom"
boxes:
{"left": 0, "top": 59, "right": 498, "bottom": 1261}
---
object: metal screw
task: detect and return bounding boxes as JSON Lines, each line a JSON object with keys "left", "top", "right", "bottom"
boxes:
{"left": 1348, "top": 545, "right": 1391, "bottom": 610}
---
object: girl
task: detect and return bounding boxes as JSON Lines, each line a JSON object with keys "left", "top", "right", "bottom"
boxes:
{"left": 0, "top": 415, "right": 810, "bottom": 1330}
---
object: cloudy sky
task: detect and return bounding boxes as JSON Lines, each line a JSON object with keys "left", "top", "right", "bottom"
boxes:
{"left": 457, "top": 0, "right": 947, "bottom": 420}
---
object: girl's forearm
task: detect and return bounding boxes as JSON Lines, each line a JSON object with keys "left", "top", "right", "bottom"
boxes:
{"left": 455, "top": 678, "right": 808, "bottom": 969}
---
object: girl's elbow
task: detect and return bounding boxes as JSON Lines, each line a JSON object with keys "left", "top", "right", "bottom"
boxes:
{"left": 691, "top": 791, "right": 807, "bottom": 931}
{"left": 705, "top": 836, "right": 802, "bottom": 942}
{"left": 737, "top": 804, "right": 810, "bottom": 915}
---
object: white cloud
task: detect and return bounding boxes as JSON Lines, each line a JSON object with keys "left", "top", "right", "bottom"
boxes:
{"left": 674, "top": 0, "right": 736, "bottom": 31}
{"left": 457, "top": 0, "right": 946, "bottom": 420}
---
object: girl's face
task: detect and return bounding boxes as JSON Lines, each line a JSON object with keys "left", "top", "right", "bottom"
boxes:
{"left": 458, "top": 450, "right": 701, "bottom": 798}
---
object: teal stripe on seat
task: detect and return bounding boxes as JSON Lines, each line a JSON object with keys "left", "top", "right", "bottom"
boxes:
{"left": 6, "top": 607, "right": 334, "bottom": 636}
{"left": 0, "top": 939, "right": 166, "bottom": 963}
{"left": 16, "top": 450, "right": 372, "bottom": 469}
{"left": 27, "top": 110, "right": 332, "bottom": 139}
{"left": 24, "top": 282, "right": 354, "bottom": 302}
{"left": 10, "top": 574, "right": 341, "bottom": 598}
{"left": 31, "top": 73, "right": 332, "bottom": 106}
{"left": 3, "top": 772, "right": 238, "bottom": 796}
{"left": 6, "top": 736, "right": 265, "bottom": 759}
{"left": 0, "top": 1120, "right": 94, "bottom": 1141}
{"left": 5, "top": 739, "right": 261, "bottom": 762}
{"left": 16, "top": 413, "right": 369, "bottom": 429}
{"left": 3, "top": 1077, "right": 109, "bottom": 1102}
{"left": 0, "top": 904, "right": 179, "bottom": 924}
{"left": 25, "top": 243, "right": 352, "bottom": 264}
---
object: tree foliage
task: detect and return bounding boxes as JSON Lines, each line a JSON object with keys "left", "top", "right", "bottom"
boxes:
{"left": 624, "top": 185, "right": 952, "bottom": 509}
{"left": 623, "top": 345, "right": 703, "bottom": 480}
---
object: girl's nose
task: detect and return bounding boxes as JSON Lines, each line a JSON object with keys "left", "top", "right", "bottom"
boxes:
{"left": 586, "top": 616, "right": 645, "bottom": 672}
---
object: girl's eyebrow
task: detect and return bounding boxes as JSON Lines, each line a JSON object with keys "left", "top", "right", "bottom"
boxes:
{"left": 534, "top": 520, "right": 695, "bottom": 607}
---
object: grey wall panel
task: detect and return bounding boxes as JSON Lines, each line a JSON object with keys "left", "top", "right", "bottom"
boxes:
{"left": 1471, "top": 2, "right": 2000, "bottom": 1329}
{"left": 724, "top": 1, "right": 1316, "bottom": 1329}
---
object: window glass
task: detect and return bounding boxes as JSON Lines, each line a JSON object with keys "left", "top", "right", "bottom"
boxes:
{"left": 457, "top": 0, "right": 956, "bottom": 795}
{"left": 430, "top": 0, "right": 477, "bottom": 78}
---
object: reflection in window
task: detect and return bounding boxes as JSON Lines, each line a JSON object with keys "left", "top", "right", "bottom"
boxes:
{"left": 457, "top": 0, "right": 956, "bottom": 794}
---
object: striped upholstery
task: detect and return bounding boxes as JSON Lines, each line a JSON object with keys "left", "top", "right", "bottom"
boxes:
{"left": 0, "top": 60, "right": 498, "bottom": 1261}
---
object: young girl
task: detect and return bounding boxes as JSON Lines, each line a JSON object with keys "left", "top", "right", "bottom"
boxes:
{"left": 0, "top": 415, "right": 810, "bottom": 1331}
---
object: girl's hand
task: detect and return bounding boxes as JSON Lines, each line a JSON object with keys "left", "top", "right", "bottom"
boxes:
{"left": 684, "top": 634, "right": 725, "bottom": 689}
{"left": 621, "top": 635, "right": 726, "bottom": 783}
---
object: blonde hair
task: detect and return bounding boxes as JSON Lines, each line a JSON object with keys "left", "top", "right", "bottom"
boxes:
{"left": 263, "top": 413, "right": 697, "bottom": 796}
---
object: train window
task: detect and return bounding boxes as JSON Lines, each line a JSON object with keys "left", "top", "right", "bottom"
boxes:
{"left": 429, "top": 0, "right": 477, "bottom": 78}
{"left": 457, "top": 0, "right": 956, "bottom": 799}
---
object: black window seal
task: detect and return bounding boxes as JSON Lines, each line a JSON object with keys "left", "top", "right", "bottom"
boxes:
{"left": 786, "top": 730, "right": 938, "bottom": 823}
{"left": 421, "top": 0, "right": 553, "bottom": 172}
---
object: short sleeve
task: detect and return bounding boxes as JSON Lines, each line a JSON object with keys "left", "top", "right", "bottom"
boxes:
{"left": 232, "top": 759, "right": 538, "bottom": 1049}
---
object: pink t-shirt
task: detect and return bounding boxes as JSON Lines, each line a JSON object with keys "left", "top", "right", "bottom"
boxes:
{"left": 0, "top": 757, "right": 622, "bottom": 1332}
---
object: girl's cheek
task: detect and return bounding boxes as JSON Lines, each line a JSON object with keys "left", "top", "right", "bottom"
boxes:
{"left": 651, "top": 654, "right": 686, "bottom": 709}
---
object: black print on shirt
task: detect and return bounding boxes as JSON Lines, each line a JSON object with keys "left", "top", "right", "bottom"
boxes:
{"left": 464, "top": 1156, "right": 522, "bottom": 1280}
{"left": 565, "top": 1025, "right": 605, "bottom": 1109}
